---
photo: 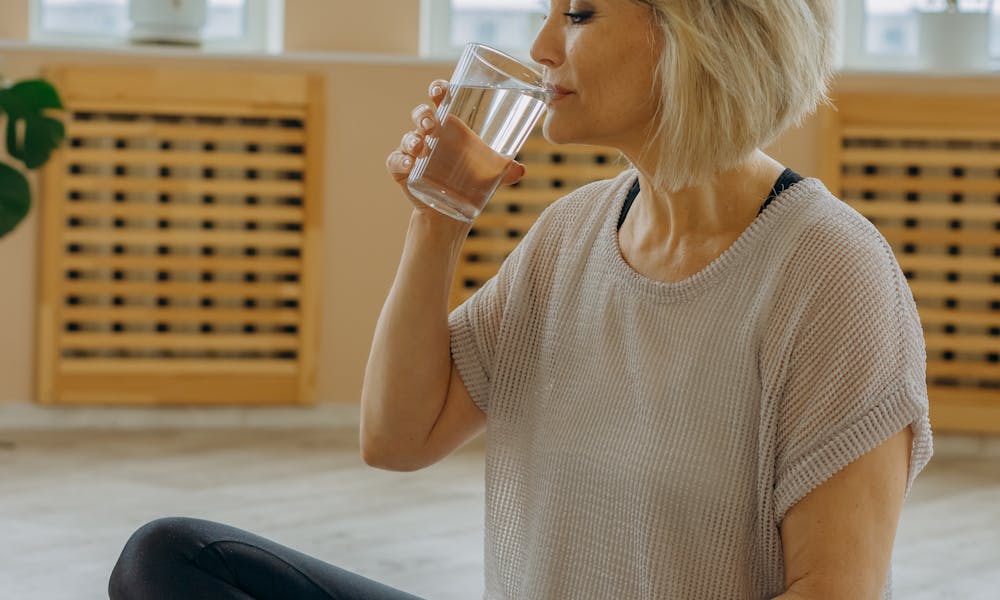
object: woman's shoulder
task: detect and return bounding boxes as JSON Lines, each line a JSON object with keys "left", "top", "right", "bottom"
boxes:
{"left": 787, "top": 179, "right": 898, "bottom": 269}
{"left": 772, "top": 179, "right": 912, "bottom": 308}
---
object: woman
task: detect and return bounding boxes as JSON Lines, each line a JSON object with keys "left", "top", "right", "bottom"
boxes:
{"left": 109, "top": 1, "right": 932, "bottom": 599}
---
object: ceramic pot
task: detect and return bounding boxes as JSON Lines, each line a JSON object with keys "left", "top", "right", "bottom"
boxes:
{"left": 128, "top": 0, "right": 208, "bottom": 46}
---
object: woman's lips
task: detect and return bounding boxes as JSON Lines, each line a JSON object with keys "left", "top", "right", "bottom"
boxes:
{"left": 544, "top": 84, "right": 573, "bottom": 102}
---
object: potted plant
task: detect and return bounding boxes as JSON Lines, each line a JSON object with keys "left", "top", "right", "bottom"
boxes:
{"left": 0, "top": 76, "right": 65, "bottom": 239}
{"left": 917, "top": 0, "right": 994, "bottom": 72}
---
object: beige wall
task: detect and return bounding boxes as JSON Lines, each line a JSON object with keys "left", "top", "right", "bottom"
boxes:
{"left": 283, "top": 0, "right": 420, "bottom": 54}
{"left": 0, "top": 0, "right": 28, "bottom": 41}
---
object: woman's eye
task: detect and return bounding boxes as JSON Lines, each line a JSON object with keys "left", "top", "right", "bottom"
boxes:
{"left": 563, "top": 11, "right": 594, "bottom": 24}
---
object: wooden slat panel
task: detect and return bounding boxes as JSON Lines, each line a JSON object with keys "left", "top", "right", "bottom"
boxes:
{"left": 67, "top": 149, "right": 307, "bottom": 170}
{"left": 63, "top": 307, "right": 301, "bottom": 324}
{"left": 68, "top": 99, "right": 307, "bottom": 120}
{"left": 64, "top": 203, "right": 303, "bottom": 222}
{"left": 878, "top": 228, "right": 996, "bottom": 246}
{"left": 50, "top": 65, "right": 311, "bottom": 107}
{"left": 907, "top": 282, "right": 996, "bottom": 301}
{"left": 518, "top": 163, "right": 626, "bottom": 180}
{"left": 843, "top": 200, "right": 1000, "bottom": 221}
{"left": 928, "top": 385, "right": 1000, "bottom": 433}
{"left": 492, "top": 189, "right": 573, "bottom": 205}
{"left": 63, "top": 280, "right": 301, "bottom": 298}
{"left": 471, "top": 212, "right": 541, "bottom": 231}
{"left": 926, "top": 360, "right": 1000, "bottom": 379}
{"left": 454, "top": 262, "right": 507, "bottom": 281}
{"left": 519, "top": 138, "right": 617, "bottom": 155}
{"left": 67, "top": 175, "right": 305, "bottom": 197}
{"left": 834, "top": 93, "right": 1000, "bottom": 131}
{"left": 38, "top": 65, "right": 323, "bottom": 406}
{"left": 461, "top": 237, "right": 520, "bottom": 255}
{"left": 841, "top": 147, "right": 1000, "bottom": 167}
{"left": 64, "top": 229, "right": 303, "bottom": 247}
{"left": 924, "top": 334, "right": 998, "bottom": 353}
{"left": 917, "top": 308, "right": 998, "bottom": 328}
{"left": 60, "top": 333, "right": 299, "bottom": 351}
{"left": 55, "top": 372, "right": 301, "bottom": 405}
{"left": 842, "top": 125, "right": 1000, "bottom": 142}
{"left": 66, "top": 121, "right": 306, "bottom": 144}
{"left": 897, "top": 255, "right": 996, "bottom": 274}
{"left": 841, "top": 175, "right": 1000, "bottom": 194}
{"left": 59, "top": 359, "right": 298, "bottom": 375}
{"left": 62, "top": 255, "right": 301, "bottom": 272}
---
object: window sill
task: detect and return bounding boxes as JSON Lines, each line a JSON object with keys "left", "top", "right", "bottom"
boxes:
{"left": 0, "top": 39, "right": 451, "bottom": 66}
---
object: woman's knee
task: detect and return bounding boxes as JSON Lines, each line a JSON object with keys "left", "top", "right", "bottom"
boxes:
{"left": 108, "top": 517, "right": 202, "bottom": 598}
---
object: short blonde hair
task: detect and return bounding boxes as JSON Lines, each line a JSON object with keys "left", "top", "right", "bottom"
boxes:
{"left": 635, "top": 0, "right": 837, "bottom": 192}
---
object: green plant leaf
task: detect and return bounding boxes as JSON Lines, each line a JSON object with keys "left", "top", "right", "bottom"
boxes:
{"left": 0, "top": 162, "right": 32, "bottom": 238}
{"left": 0, "top": 78, "right": 65, "bottom": 170}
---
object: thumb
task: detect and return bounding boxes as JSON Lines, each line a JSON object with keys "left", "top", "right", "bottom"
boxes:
{"left": 500, "top": 161, "right": 526, "bottom": 186}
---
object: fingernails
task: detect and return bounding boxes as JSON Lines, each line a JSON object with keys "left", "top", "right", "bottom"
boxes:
{"left": 402, "top": 157, "right": 412, "bottom": 168}
{"left": 421, "top": 117, "right": 434, "bottom": 131}
{"left": 406, "top": 135, "right": 419, "bottom": 151}
{"left": 431, "top": 84, "right": 443, "bottom": 97}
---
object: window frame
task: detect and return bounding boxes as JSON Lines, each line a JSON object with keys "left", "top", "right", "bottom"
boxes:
{"left": 28, "top": 0, "right": 284, "bottom": 53}
{"left": 422, "top": 0, "right": 999, "bottom": 71}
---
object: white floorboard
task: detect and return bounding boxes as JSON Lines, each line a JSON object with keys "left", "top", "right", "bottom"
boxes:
{"left": 1, "top": 429, "right": 997, "bottom": 599}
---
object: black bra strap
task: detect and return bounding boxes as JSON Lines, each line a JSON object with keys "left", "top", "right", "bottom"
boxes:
{"left": 617, "top": 168, "right": 804, "bottom": 231}
{"left": 617, "top": 179, "right": 641, "bottom": 231}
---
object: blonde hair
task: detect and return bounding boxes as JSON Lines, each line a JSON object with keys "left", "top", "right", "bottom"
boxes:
{"left": 634, "top": 0, "right": 837, "bottom": 192}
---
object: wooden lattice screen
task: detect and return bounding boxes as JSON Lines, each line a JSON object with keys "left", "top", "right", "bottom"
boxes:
{"left": 819, "top": 91, "right": 999, "bottom": 432}
{"left": 450, "top": 133, "right": 624, "bottom": 308}
{"left": 37, "top": 66, "right": 324, "bottom": 405}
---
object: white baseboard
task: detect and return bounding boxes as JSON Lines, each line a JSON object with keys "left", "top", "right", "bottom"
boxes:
{"left": 0, "top": 401, "right": 360, "bottom": 430}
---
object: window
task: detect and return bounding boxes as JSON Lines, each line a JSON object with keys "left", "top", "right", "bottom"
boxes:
{"left": 30, "top": 0, "right": 282, "bottom": 52}
{"left": 861, "top": 0, "right": 999, "bottom": 65}
{"left": 422, "top": 0, "right": 1000, "bottom": 70}
{"left": 422, "top": 0, "right": 544, "bottom": 58}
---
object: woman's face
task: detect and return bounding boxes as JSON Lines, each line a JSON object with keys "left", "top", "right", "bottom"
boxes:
{"left": 531, "top": 0, "right": 663, "bottom": 154}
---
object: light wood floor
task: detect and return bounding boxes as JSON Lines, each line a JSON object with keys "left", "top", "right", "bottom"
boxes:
{"left": 1, "top": 429, "right": 998, "bottom": 599}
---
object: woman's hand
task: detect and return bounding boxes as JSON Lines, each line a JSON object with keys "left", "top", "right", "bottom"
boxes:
{"left": 386, "top": 79, "right": 527, "bottom": 217}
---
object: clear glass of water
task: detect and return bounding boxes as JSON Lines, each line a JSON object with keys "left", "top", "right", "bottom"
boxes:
{"left": 407, "top": 43, "right": 551, "bottom": 223}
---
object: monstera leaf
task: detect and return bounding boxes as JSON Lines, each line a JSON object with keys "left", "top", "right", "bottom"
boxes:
{"left": 0, "top": 163, "right": 31, "bottom": 237}
{"left": 0, "top": 78, "right": 65, "bottom": 238}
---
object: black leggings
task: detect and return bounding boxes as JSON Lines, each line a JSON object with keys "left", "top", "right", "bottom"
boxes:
{"left": 109, "top": 517, "right": 426, "bottom": 600}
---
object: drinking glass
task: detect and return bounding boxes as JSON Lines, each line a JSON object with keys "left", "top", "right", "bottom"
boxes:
{"left": 407, "top": 43, "right": 551, "bottom": 223}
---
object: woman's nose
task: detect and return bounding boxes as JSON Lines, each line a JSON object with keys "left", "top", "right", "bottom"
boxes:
{"left": 530, "top": 16, "right": 563, "bottom": 69}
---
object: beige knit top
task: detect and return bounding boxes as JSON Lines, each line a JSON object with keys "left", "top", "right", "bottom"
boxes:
{"left": 448, "top": 169, "right": 933, "bottom": 599}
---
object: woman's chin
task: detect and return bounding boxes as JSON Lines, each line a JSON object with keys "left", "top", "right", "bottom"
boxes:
{"left": 541, "top": 118, "right": 580, "bottom": 146}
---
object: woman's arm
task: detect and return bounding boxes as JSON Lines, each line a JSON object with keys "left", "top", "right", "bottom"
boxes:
{"left": 774, "top": 427, "right": 913, "bottom": 599}
{"left": 360, "top": 79, "right": 522, "bottom": 471}
{"left": 360, "top": 208, "right": 483, "bottom": 471}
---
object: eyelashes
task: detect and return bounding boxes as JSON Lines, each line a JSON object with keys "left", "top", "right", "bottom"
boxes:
{"left": 564, "top": 11, "right": 595, "bottom": 24}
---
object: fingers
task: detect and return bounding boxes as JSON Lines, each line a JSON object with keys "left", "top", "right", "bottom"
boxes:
{"left": 500, "top": 161, "right": 527, "bottom": 186}
{"left": 428, "top": 79, "right": 449, "bottom": 107}
{"left": 410, "top": 103, "right": 438, "bottom": 134}
{"left": 386, "top": 130, "right": 432, "bottom": 183}
{"left": 385, "top": 149, "right": 413, "bottom": 183}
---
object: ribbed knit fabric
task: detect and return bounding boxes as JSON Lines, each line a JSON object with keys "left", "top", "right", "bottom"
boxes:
{"left": 448, "top": 169, "right": 933, "bottom": 600}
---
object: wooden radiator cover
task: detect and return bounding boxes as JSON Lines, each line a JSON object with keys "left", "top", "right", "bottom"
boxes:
{"left": 819, "top": 91, "right": 999, "bottom": 432}
{"left": 37, "top": 66, "right": 324, "bottom": 405}
{"left": 450, "top": 133, "right": 624, "bottom": 309}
